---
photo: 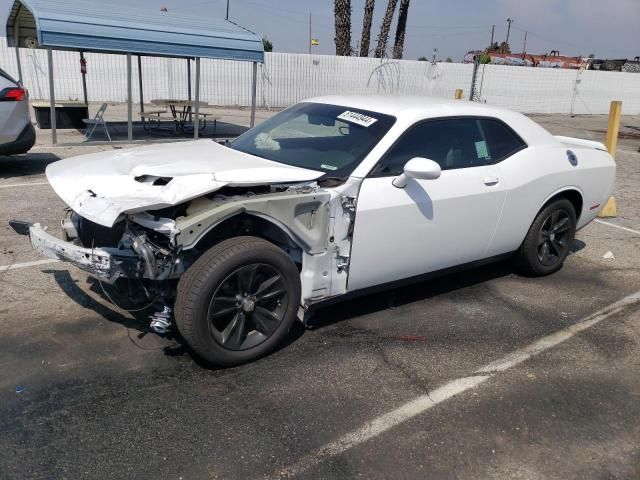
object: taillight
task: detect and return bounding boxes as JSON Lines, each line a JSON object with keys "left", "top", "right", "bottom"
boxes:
{"left": 0, "top": 87, "right": 26, "bottom": 101}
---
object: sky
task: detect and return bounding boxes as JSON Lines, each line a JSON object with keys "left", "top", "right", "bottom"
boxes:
{"left": 1, "top": 0, "right": 639, "bottom": 61}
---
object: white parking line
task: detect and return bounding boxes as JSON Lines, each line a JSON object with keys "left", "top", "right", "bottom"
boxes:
{"left": 0, "top": 259, "right": 59, "bottom": 272}
{"left": 0, "top": 181, "right": 48, "bottom": 189}
{"left": 594, "top": 219, "right": 640, "bottom": 236}
{"left": 277, "top": 290, "right": 640, "bottom": 478}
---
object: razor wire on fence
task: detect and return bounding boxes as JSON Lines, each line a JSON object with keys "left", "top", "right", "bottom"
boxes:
{"left": 1, "top": 37, "right": 638, "bottom": 114}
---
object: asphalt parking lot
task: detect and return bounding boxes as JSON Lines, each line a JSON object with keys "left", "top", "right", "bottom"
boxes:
{"left": 1, "top": 113, "right": 639, "bottom": 480}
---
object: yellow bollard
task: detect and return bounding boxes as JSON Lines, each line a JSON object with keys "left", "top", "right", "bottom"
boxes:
{"left": 454, "top": 89, "right": 463, "bottom": 100}
{"left": 598, "top": 100, "right": 621, "bottom": 218}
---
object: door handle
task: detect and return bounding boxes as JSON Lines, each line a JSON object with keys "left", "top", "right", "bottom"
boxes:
{"left": 483, "top": 176, "right": 499, "bottom": 186}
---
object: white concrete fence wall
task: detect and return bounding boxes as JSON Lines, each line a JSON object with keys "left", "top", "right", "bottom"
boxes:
{"left": 1, "top": 37, "right": 639, "bottom": 114}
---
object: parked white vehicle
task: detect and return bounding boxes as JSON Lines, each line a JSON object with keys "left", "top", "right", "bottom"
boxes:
{"left": 16, "top": 96, "right": 616, "bottom": 366}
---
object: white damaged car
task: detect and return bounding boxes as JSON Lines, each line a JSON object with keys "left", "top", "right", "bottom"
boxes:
{"left": 15, "top": 96, "right": 616, "bottom": 366}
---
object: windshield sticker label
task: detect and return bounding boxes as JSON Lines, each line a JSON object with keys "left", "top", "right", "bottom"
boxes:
{"left": 321, "top": 164, "right": 338, "bottom": 171}
{"left": 337, "top": 111, "right": 378, "bottom": 127}
{"left": 475, "top": 140, "right": 489, "bottom": 159}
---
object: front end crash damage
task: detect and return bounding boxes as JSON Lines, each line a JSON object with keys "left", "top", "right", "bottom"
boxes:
{"left": 30, "top": 213, "right": 185, "bottom": 285}
{"left": 28, "top": 181, "right": 351, "bottom": 313}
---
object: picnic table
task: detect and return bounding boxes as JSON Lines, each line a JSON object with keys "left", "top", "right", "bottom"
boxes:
{"left": 143, "top": 99, "right": 218, "bottom": 135}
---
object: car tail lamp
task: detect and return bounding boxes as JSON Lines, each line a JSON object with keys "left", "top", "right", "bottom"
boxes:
{"left": 0, "top": 87, "right": 27, "bottom": 102}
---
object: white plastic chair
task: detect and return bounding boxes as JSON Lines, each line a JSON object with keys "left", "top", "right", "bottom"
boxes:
{"left": 83, "top": 103, "right": 111, "bottom": 141}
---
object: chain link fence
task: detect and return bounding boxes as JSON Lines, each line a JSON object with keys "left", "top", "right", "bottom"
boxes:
{"left": 1, "top": 37, "right": 638, "bottom": 114}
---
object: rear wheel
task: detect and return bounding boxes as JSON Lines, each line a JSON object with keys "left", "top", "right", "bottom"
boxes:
{"left": 513, "top": 198, "right": 576, "bottom": 276}
{"left": 174, "top": 237, "right": 300, "bottom": 366}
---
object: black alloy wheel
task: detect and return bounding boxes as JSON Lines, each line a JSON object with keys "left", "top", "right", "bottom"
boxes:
{"left": 537, "top": 209, "right": 572, "bottom": 267}
{"left": 514, "top": 198, "right": 577, "bottom": 276}
{"left": 208, "top": 263, "right": 289, "bottom": 351}
{"left": 175, "top": 236, "right": 301, "bottom": 367}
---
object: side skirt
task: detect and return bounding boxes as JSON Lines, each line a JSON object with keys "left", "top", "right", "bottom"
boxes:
{"left": 302, "top": 252, "right": 514, "bottom": 323}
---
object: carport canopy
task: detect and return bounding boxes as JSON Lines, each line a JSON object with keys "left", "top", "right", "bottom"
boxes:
{"left": 6, "top": 0, "right": 265, "bottom": 143}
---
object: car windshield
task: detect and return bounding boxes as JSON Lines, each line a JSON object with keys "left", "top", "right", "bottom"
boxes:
{"left": 230, "top": 102, "right": 396, "bottom": 178}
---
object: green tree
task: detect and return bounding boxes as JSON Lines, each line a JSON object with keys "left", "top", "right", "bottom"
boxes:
{"left": 262, "top": 37, "right": 273, "bottom": 52}
{"left": 392, "top": 0, "right": 411, "bottom": 59}
{"left": 588, "top": 53, "right": 595, "bottom": 58}
{"left": 418, "top": 56, "right": 428, "bottom": 61}
{"left": 360, "top": 0, "right": 375, "bottom": 57}
{"left": 334, "top": 0, "right": 352, "bottom": 56}
{"left": 445, "top": 57, "right": 453, "bottom": 62}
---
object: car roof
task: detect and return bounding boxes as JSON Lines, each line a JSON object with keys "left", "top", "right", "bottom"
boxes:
{"left": 306, "top": 95, "right": 488, "bottom": 116}
{"left": 305, "top": 95, "right": 558, "bottom": 146}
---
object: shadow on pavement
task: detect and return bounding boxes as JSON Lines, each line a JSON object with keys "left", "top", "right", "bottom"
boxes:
{"left": 66, "top": 120, "right": 249, "bottom": 142}
{"left": 46, "top": 269, "right": 304, "bottom": 369}
{"left": 0, "top": 152, "right": 60, "bottom": 178}
{"left": 309, "top": 260, "right": 514, "bottom": 330}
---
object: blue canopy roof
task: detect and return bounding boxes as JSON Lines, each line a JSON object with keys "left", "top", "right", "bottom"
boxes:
{"left": 6, "top": 0, "right": 264, "bottom": 62}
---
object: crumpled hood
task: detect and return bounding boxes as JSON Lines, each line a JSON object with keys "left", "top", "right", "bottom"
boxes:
{"left": 46, "top": 140, "right": 323, "bottom": 227}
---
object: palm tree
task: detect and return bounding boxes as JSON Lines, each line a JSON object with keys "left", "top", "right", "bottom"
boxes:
{"left": 375, "top": 0, "right": 398, "bottom": 58}
{"left": 359, "top": 0, "right": 375, "bottom": 57}
{"left": 334, "top": 0, "right": 352, "bottom": 56}
{"left": 392, "top": 0, "right": 410, "bottom": 59}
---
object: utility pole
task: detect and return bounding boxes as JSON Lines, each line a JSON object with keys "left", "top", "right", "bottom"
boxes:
{"left": 226, "top": 0, "right": 229, "bottom": 20}
{"left": 309, "top": 13, "right": 312, "bottom": 54}
{"left": 505, "top": 18, "right": 514, "bottom": 48}
{"left": 522, "top": 30, "right": 527, "bottom": 54}
{"left": 489, "top": 24, "right": 494, "bottom": 49}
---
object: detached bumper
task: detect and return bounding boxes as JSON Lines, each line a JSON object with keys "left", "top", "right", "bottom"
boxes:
{"left": 29, "top": 223, "right": 138, "bottom": 284}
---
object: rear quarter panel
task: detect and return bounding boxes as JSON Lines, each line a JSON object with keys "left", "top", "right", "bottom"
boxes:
{"left": 488, "top": 145, "right": 615, "bottom": 256}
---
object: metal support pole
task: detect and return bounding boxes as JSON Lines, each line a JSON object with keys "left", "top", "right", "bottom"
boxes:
{"left": 80, "top": 51, "right": 88, "bottom": 105}
{"left": 14, "top": 7, "right": 23, "bottom": 85}
{"left": 605, "top": 100, "right": 622, "bottom": 158}
{"left": 47, "top": 49, "right": 57, "bottom": 145}
{"left": 250, "top": 62, "right": 257, "bottom": 128}
{"left": 469, "top": 55, "right": 480, "bottom": 102}
{"left": 127, "top": 53, "right": 133, "bottom": 141}
{"left": 14, "top": 47, "right": 23, "bottom": 86}
{"left": 193, "top": 57, "right": 200, "bottom": 139}
{"left": 137, "top": 55, "right": 144, "bottom": 114}
{"left": 187, "top": 58, "right": 192, "bottom": 122}
{"left": 14, "top": 43, "right": 23, "bottom": 86}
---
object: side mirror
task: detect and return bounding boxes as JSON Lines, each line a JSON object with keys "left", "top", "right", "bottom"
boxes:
{"left": 392, "top": 157, "right": 442, "bottom": 188}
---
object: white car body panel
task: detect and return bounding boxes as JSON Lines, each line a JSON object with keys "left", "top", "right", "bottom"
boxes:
{"left": 490, "top": 145, "right": 615, "bottom": 255}
{"left": 45, "top": 139, "right": 323, "bottom": 227}
{"left": 348, "top": 164, "right": 507, "bottom": 290}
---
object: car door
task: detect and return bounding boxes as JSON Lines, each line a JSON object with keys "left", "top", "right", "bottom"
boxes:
{"left": 347, "top": 117, "right": 511, "bottom": 292}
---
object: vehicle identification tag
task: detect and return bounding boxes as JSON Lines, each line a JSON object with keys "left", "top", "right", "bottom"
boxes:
{"left": 337, "top": 111, "right": 378, "bottom": 127}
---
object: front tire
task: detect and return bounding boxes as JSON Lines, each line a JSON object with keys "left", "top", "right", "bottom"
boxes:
{"left": 175, "top": 237, "right": 301, "bottom": 367}
{"left": 513, "top": 198, "right": 577, "bottom": 277}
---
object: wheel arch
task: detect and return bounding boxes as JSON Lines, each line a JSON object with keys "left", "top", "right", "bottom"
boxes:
{"left": 539, "top": 187, "right": 584, "bottom": 222}
{"left": 184, "top": 212, "right": 306, "bottom": 266}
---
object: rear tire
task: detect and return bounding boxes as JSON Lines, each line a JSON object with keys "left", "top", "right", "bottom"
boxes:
{"left": 513, "top": 199, "right": 576, "bottom": 277}
{"left": 174, "top": 236, "right": 301, "bottom": 367}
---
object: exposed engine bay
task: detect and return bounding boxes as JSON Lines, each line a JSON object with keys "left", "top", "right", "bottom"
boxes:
{"left": 29, "top": 179, "right": 357, "bottom": 319}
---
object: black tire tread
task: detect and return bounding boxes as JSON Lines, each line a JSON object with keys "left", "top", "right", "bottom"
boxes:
{"left": 513, "top": 198, "right": 576, "bottom": 277}
{"left": 174, "top": 236, "right": 298, "bottom": 366}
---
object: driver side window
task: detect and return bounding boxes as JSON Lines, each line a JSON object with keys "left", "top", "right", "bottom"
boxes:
{"left": 370, "top": 117, "right": 516, "bottom": 177}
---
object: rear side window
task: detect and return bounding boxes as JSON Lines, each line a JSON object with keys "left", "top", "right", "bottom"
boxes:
{"left": 370, "top": 116, "right": 526, "bottom": 177}
{"left": 478, "top": 118, "right": 526, "bottom": 162}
